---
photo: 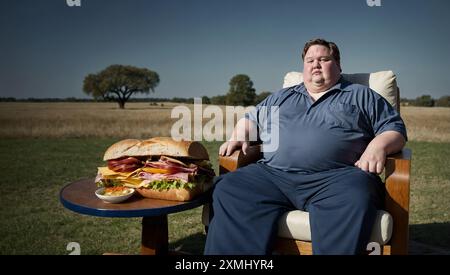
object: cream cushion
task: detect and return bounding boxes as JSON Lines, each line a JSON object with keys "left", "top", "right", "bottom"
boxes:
{"left": 202, "top": 206, "right": 393, "bottom": 245}
{"left": 277, "top": 210, "right": 393, "bottom": 245}
{"left": 283, "top": 70, "right": 399, "bottom": 110}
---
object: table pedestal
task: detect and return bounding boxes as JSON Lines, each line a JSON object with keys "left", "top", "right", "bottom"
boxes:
{"left": 141, "top": 215, "right": 168, "bottom": 255}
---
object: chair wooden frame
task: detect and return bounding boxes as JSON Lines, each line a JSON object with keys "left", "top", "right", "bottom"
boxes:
{"left": 217, "top": 145, "right": 411, "bottom": 255}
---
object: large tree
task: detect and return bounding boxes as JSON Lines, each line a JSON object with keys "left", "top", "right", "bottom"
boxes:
{"left": 83, "top": 65, "right": 160, "bottom": 109}
{"left": 226, "top": 74, "right": 256, "bottom": 106}
{"left": 414, "top": 94, "right": 435, "bottom": 107}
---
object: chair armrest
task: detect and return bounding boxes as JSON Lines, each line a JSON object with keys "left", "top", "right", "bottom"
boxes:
{"left": 218, "top": 146, "right": 412, "bottom": 254}
{"left": 384, "top": 148, "right": 411, "bottom": 254}
{"left": 219, "top": 145, "right": 262, "bottom": 175}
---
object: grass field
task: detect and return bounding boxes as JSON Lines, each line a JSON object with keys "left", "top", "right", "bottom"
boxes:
{"left": 1, "top": 102, "right": 449, "bottom": 142}
{"left": 0, "top": 102, "right": 449, "bottom": 255}
{"left": 0, "top": 138, "right": 221, "bottom": 255}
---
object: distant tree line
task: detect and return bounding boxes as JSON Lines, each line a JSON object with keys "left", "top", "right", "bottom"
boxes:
{"left": 7, "top": 61, "right": 446, "bottom": 108}
{"left": 0, "top": 97, "right": 169, "bottom": 103}
{"left": 206, "top": 74, "right": 271, "bottom": 106}
{"left": 81, "top": 64, "right": 270, "bottom": 108}
{"left": 0, "top": 93, "right": 270, "bottom": 105}
{"left": 0, "top": 64, "right": 273, "bottom": 108}
{"left": 146, "top": 74, "right": 271, "bottom": 106}
{"left": 0, "top": 73, "right": 272, "bottom": 106}
{"left": 400, "top": 95, "right": 450, "bottom": 107}
{"left": 3, "top": 93, "right": 449, "bottom": 108}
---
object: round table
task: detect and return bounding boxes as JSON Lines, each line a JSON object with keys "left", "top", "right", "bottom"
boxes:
{"left": 60, "top": 178, "right": 212, "bottom": 255}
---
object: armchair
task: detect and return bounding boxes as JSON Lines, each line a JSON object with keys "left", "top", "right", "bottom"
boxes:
{"left": 202, "top": 71, "right": 411, "bottom": 255}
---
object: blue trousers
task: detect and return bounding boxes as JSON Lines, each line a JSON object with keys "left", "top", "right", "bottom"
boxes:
{"left": 204, "top": 163, "right": 384, "bottom": 255}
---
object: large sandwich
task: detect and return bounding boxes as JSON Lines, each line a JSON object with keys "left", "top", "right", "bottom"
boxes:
{"left": 95, "top": 137, "right": 215, "bottom": 201}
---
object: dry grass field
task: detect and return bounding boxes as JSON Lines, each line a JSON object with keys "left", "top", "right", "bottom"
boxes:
{"left": 401, "top": 107, "right": 450, "bottom": 142}
{"left": 0, "top": 102, "right": 177, "bottom": 138}
{"left": 0, "top": 102, "right": 449, "bottom": 254}
{"left": 0, "top": 102, "right": 449, "bottom": 142}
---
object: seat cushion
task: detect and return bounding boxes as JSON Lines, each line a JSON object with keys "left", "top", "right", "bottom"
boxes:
{"left": 202, "top": 206, "right": 393, "bottom": 245}
{"left": 283, "top": 71, "right": 399, "bottom": 110}
{"left": 277, "top": 209, "right": 393, "bottom": 245}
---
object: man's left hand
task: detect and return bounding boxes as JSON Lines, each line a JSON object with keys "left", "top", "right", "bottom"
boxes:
{"left": 354, "top": 145, "right": 386, "bottom": 174}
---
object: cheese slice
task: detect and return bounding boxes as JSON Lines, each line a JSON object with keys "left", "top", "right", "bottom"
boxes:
{"left": 97, "top": 167, "right": 143, "bottom": 186}
{"left": 120, "top": 177, "right": 143, "bottom": 186}
{"left": 97, "top": 167, "right": 137, "bottom": 178}
{"left": 141, "top": 167, "right": 171, "bottom": 174}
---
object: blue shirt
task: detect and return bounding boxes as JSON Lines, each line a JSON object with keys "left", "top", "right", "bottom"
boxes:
{"left": 246, "top": 77, "right": 408, "bottom": 173}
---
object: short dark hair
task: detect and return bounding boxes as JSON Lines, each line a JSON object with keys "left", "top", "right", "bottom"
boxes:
{"left": 302, "top": 38, "right": 341, "bottom": 66}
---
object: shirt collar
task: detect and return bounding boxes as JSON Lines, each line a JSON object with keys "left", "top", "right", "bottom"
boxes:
{"left": 292, "top": 76, "right": 352, "bottom": 96}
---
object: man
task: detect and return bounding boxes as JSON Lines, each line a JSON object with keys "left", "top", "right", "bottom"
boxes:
{"left": 204, "top": 38, "right": 407, "bottom": 255}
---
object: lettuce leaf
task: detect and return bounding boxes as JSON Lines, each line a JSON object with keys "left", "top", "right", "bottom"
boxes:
{"left": 96, "top": 174, "right": 212, "bottom": 191}
{"left": 144, "top": 179, "right": 196, "bottom": 191}
{"left": 96, "top": 179, "right": 123, "bottom": 188}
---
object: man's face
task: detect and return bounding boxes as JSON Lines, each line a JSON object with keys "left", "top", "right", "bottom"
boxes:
{"left": 303, "top": 45, "right": 341, "bottom": 92}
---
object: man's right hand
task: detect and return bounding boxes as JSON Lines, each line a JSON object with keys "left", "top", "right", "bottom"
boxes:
{"left": 219, "top": 141, "right": 250, "bottom": 156}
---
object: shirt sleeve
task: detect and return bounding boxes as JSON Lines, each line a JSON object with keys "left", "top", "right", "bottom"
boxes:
{"left": 245, "top": 96, "right": 268, "bottom": 123}
{"left": 245, "top": 88, "right": 287, "bottom": 124}
{"left": 367, "top": 91, "right": 408, "bottom": 141}
{"left": 244, "top": 89, "right": 288, "bottom": 145}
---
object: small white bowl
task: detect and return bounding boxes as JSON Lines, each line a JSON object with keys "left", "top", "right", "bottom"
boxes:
{"left": 95, "top": 187, "right": 135, "bottom": 204}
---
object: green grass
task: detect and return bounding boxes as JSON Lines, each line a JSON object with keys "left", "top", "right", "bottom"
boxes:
{"left": 0, "top": 138, "right": 220, "bottom": 255}
{"left": 0, "top": 138, "right": 448, "bottom": 254}
{"left": 406, "top": 141, "right": 450, "bottom": 249}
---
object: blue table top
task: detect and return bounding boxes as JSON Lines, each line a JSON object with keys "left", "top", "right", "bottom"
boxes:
{"left": 60, "top": 178, "right": 212, "bottom": 218}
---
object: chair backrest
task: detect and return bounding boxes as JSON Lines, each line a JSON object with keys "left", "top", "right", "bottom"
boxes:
{"left": 283, "top": 70, "right": 400, "bottom": 112}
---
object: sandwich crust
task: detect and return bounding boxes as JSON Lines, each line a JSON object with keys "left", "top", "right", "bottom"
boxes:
{"left": 103, "top": 137, "right": 209, "bottom": 161}
{"left": 135, "top": 179, "right": 213, "bottom": 202}
{"left": 135, "top": 185, "right": 202, "bottom": 202}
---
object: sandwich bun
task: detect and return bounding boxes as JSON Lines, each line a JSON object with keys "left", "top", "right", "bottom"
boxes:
{"left": 102, "top": 139, "right": 141, "bottom": 161}
{"left": 103, "top": 137, "right": 209, "bottom": 161}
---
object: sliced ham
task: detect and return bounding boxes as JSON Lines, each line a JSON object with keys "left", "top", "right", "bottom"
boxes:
{"left": 108, "top": 157, "right": 143, "bottom": 172}
{"left": 138, "top": 171, "right": 190, "bottom": 183}
{"left": 144, "top": 157, "right": 198, "bottom": 173}
{"left": 160, "top": 156, "right": 188, "bottom": 167}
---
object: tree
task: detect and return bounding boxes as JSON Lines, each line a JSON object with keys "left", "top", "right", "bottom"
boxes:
{"left": 210, "top": 95, "right": 227, "bottom": 105}
{"left": 83, "top": 65, "right": 160, "bottom": 109}
{"left": 226, "top": 74, "right": 256, "bottom": 106}
{"left": 254, "top": 91, "right": 271, "bottom": 105}
{"left": 202, "top": 95, "right": 211, "bottom": 105}
{"left": 414, "top": 94, "right": 435, "bottom": 107}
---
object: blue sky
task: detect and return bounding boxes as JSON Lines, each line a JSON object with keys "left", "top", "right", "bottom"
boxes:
{"left": 1, "top": 0, "right": 450, "bottom": 99}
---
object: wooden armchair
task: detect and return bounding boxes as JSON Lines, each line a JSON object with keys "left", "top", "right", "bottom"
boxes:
{"left": 210, "top": 146, "right": 411, "bottom": 255}
{"left": 202, "top": 70, "right": 411, "bottom": 255}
